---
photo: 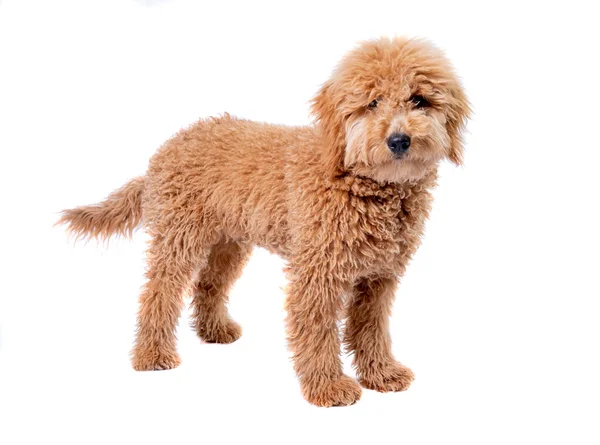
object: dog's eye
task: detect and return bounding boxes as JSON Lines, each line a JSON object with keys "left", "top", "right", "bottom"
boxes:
{"left": 410, "top": 95, "right": 430, "bottom": 109}
{"left": 367, "top": 99, "right": 379, "bottom": 109}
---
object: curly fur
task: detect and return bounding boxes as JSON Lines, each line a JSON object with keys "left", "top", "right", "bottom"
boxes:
{"left": 58, "top": 37, "right": 470, "bottom": 407}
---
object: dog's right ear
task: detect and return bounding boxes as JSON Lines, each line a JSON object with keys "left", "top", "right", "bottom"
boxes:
{"left": 310, "top": 80, "right": 347, "bottom": 178}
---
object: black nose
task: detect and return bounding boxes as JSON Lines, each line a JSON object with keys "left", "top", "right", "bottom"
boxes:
{"left": 387, "top": 133, "right": 411, "bottom": 155}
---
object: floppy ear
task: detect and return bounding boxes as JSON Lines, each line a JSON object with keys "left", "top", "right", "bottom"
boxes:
{"left": 310, "top": 80, "right": 347, "bottom": 177}
{"left": 445, "top": 82, "right": 471, "bottom": 166}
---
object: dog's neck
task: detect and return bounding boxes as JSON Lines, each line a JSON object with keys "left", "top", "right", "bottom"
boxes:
{"left": 332, "top": 169, "right": 438, "bottom": 199}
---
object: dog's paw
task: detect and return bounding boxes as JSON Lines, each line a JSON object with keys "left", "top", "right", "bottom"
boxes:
{"left": 131, "top": 348, "right": 181, "bottom": 371}
{"left": 198, "top": 320, "right": 242, "bottom": 344}
{"left": 302, "top": 375, "right": 362, "bottom": 407}
{"left": 359, "top": 362, "right": 414, "bottom": 392}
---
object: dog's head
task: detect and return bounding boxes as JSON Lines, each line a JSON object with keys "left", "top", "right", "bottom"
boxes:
{"left": 311, "top": 37, "right": 471, "bottom": 183}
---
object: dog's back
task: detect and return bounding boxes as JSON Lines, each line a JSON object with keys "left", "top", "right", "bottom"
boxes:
{"left": 144, "top": 115, "right": 317, "bottom": 255}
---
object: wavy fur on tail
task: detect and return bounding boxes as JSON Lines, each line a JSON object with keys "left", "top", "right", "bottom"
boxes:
{"left": 57, "top": 177, "right": 145, "bottom": 242}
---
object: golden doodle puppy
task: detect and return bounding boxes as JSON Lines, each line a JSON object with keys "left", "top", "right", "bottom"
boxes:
{"left": 59, "top": 37, "right": 470, "bottom": 407}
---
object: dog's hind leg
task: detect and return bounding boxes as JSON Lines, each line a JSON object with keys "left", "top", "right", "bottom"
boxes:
{"left": 131, "top": 232, "right": 208, "bottom": 371}
{"left": 190, "top": 241, "right": 252, "bottom": 344}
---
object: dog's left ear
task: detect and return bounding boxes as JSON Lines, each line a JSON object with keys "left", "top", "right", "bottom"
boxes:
{"left": 445, "top": 82, "right": 471, "bottom": 166}
{"left": 310, "top": 80, "right": 347, "bottom": 177}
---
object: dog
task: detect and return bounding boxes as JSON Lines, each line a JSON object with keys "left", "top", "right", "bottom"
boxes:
{"left": 58, "top": 37, "right": 470, "bottom": 407}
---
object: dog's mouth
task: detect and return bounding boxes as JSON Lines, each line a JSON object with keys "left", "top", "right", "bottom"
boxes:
{"left": 392, "top": 152, "right": 408, "bottom": 161}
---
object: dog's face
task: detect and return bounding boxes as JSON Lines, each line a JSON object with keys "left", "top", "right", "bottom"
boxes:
{"left": 312, "top": 38, "right": 471, "bottom": 184}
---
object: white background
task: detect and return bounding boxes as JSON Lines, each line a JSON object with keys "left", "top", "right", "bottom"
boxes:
{"left": 1, "top": 0, "right": 599, "bottom": 443}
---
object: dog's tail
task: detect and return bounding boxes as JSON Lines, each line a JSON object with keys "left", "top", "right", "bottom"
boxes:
{"left": 57, "top": 177, "right": 146, "bottom": 242}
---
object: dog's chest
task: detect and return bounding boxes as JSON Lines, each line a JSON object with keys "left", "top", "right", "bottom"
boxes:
{"left": 343, "top": 193, "right": 426, "bottom": 276}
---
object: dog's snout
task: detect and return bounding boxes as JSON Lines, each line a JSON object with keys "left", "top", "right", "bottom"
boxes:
{"left": 387, "top": 133, "right": 411, "bottom": 155}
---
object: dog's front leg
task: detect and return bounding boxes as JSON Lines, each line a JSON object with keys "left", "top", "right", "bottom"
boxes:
{"left": 344, "top": 276, "right": 414, "bottom": 392}
{"left": 285, "top": 268, "right": 362, "bottom": 407}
